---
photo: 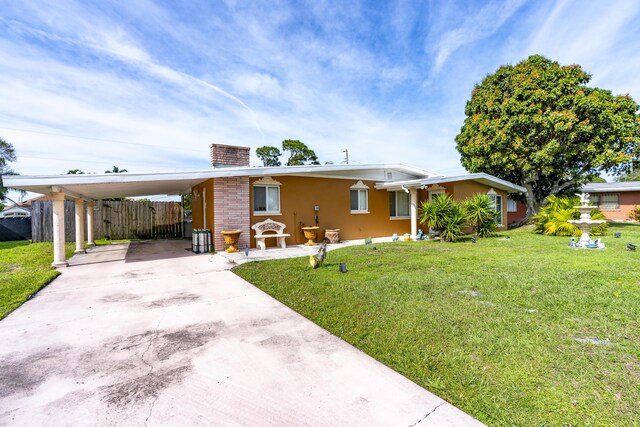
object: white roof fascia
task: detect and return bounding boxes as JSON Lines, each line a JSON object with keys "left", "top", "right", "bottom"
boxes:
{"left": 244, "top": 163, "right": 440, "bottom": 179}
{"left": 374, "top": 179, "right": 422, "bottom": 191}
{"left": 582, "top": 182, "right": 640, "bottom": 192}
{"left": 376, "top": 173, "right": 526, "bottom": 194}
{"left": 3, "top": 163, "right": 438, "bottom": 190}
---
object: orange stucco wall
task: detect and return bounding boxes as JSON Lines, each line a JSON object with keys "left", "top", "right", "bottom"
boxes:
{"left": 593, "top": 192, "right": 640, "bottom": 220}
{"left": 450, "top": 181, "right": 509, "bottom": 231}
{"left": 190, "top": 175, "right": 513, "bottom": 248}
{"left": 191, "top": 179, "right": 214, "bottom": 230}
{"left": 249, "top": 176, "right": 415, "bottom": 247}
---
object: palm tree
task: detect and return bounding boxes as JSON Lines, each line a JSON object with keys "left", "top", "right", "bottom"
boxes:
{"left": 463, "top": 194, "right": 497, "bottom": 237}
{"left": 533, "top": 195, "right": 607, "bottom": 236}
{"left": 105, "top": 166, "right": 128, "bottom": 173}
{"left": 419, "top": 195, "right": 466, "bottom": 242}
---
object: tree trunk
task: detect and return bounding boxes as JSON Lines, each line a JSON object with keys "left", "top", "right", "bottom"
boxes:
{"left": 520, "top": 183, "right": 540, "bottom": 224}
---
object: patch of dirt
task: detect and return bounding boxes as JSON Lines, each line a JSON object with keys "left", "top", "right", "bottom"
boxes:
{"left": 101, "top": 293, "right": 141, "bottom": 303}
{"left": 154, "top": 323, "right": 221, "bottom": 361}
{"left": 147, "top": 292, "right": 201, "bottom": 308}
{"left": 0, "top": 345, "right": 71, "bottom": 398}
{"left": 0, "top": 322, "right": 224, "bottom": 405}
{"left": 101, "top": 365, "right": 191, "bottom": 407}
{"left": 258, "top": 334, "right": 301, "bottom": 348}
{"left": 459, "top": 290, "right": 481, "bottom": 297}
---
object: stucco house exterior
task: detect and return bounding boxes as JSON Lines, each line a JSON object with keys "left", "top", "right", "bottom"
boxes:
{"left": 3, "top": 143, "right": 525, "bottom": 267}
{"left": 190, "top": 145, "right": 525, "bottom": 251}
{"left": 582, "top": 181, "right": 640, "bottom": 220}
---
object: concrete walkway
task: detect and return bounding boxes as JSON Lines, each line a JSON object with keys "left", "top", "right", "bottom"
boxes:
{"left": 0, "top": 240, "right": 484, "bottom": 426}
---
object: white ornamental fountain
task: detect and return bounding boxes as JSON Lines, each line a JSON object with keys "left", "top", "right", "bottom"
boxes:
{"left": 567, "top": 193, "right": 606, "bottom": 249}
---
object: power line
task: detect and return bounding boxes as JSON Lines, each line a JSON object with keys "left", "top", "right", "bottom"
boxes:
{"left": 18, "top": 155, "right": 207, "bottom": 170}
{"left": 0, "top": 126, "right": 206, "bottom": 153}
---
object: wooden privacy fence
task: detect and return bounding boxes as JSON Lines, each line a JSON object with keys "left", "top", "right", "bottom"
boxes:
{"left": 31, "top": 200, "right": 183, "bottom": 242}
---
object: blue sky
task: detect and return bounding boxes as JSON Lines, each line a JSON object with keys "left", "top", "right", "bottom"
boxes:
{"left": 1, "top": 0, "right": 640, "bottom": 193}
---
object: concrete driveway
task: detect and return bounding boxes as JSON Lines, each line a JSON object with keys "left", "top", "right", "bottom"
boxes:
{"left": 0, "top": 240, "right": 483, "bottom": 426}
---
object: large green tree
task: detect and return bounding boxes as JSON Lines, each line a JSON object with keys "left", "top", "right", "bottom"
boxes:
{"left": 617, "top": 169, "right": 640, "bottom": 182}
{"left": 256, "top": 146, "right": 282, "bottom": 166}
{"left": 455, "top": 55, "right": 640, "bottom": 220}
{"left": 256, "top": 140, "right": 320, "bottom": 166}
{"left": 0, "top": 137, "right": 18, "bottom": 201}
{"left": 282, "top": 139, "right": 319, "bottom": 166}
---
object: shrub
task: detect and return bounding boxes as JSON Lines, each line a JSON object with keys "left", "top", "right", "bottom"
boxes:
{"left": 463, "top": 194, "right": 497, "bottom": 237}
{"left": 533, "top": 195, "right": 607, "bottom": 236}
{"left": 419, "top": 195, "right": 466, "bottom": 242}
{"left": 629, "top": 206, "right": 640, "bottom": 221}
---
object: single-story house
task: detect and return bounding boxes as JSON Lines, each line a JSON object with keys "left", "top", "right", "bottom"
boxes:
{"left": 0, "top": 205, "right": 31, "bottom": 218}
{"left": 582, "top": 181, "right": 640, "bottom": 220}
{"left": 3, "top": 144, "right": 525, "bottom": 267}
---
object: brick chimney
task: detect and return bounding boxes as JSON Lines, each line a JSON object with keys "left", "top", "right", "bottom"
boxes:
{"left": 210, "top": 144, "right": 250, "bottom": 168}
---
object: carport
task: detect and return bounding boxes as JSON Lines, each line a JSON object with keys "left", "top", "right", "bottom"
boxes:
{"left": 4, "top": 171, "right": 214, "bottom": 266}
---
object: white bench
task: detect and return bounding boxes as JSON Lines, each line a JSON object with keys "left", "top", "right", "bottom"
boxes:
{"left": 252, "top": 218, "right": 290, "bottom": 250}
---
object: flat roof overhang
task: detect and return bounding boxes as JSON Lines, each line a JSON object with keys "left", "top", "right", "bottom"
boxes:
{"left": 375, "top": 173, "right": 527, "bottom": 194}
{"left": 2, "top": 171, "right": 216, "bottom": 200}
{"left": 3, "top": 163, "right": 438, "bottom": 200}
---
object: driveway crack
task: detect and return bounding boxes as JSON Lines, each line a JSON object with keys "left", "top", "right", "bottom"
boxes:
{"left": 141, "top": 323, "right": 161, "bottom": 427}
{"left": 408, "top": 402, "right": 446, "bottom": 427}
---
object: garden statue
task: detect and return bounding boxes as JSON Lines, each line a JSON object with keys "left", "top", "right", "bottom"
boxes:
{"left": 577, "top": 192, "right": 590, "bottom": 205}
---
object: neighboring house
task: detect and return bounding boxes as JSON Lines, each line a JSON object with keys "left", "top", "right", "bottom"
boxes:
{"left": 506, "top": 197, "right": 527, "bottom": 224}
{"left": 3, "top": 144, "right": 525, "bottom": 266}
{"left": 582, "top": 181, "right": 640, "bottom": 220}
{"left": 0, "top": 205, "right": 31, "bottom": 218}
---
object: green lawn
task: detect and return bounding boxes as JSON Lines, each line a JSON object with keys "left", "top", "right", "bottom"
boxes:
{"left": 234, "top": 224, "right": 640, "bottom": 426}
{"left": 0, "top": 241, "right": 75, "bottom": 320}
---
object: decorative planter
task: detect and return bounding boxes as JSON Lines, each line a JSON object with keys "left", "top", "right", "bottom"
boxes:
{"left": 220, "top": 229, "right": 242, "bottom": 253}
{"left": 324, "top": 229, "right": 340, "bottom": 244}
{"left": 301, "top": 226, "right": 319, "bottom": 246}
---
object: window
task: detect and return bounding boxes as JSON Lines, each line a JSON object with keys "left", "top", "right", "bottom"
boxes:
{"left": 253, "top": 186, "right": 280, "bottom": 213}
{"left": 350, "top": 180, "right": 370, "bottom": 213}
{"left": 507, "top": 198, "right": 518, "bottom": 213}
{"left": 487, "top": 190, "right": 503, "bottom": 225}
{"left": 593, "top": 193, "right": 619, "bottom": 209}
{"left": 350, "top": 189, "right": 368, "bottom": 212}
{"left": 389, "top": 191, "right": 410, "bottom": 217}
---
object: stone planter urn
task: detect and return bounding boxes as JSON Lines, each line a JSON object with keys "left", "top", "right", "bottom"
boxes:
{"left": 221, "top": 229, "right": 242, "bottom": 253}
{"left": 301, "top": 226, "right": 319, "bottom": 246}
{"left": 324, "top": 229, "right": 340, "bottom": 244}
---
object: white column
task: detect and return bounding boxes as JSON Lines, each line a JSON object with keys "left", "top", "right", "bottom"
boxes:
{"left": 51, "top": 192, "right": 68, "bottom": 268}
{"left": 86, "top": 201, "right": 95, "bottom": 247}
{"left": 74, "top": 198, "right": 85, "bottom": 254}
{"left": 410, "top": 188, "right": 418, "bottom": 240}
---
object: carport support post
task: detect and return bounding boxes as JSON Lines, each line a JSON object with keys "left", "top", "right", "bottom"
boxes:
{"left": 86, "top": 201, "right": 95, "bottom": 247}
{"left": 410, "top": 188, "right": 418, "bottom": 240}
{"left": 74, "top": 198, "right": 86, "bottom": 254}
{"left": 51, "top": 191, "right": 68, "bottom": 268}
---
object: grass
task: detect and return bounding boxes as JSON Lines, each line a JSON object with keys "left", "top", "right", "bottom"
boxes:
{"left": 94, "top": 238, "right": 133, "bottom": 245}
{"left": 234, "top": 223, "right": 640, "bottom": 426}
{"left": 0, "top": 241, "right": 75, "bottom": 320}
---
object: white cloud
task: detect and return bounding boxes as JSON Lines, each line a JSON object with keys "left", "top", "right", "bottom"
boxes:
{"left": 429, "top": 0, "right": 528, "bottom": 73}
{"left": 525, "top": 0, "right": 640, "bottom": 98}
{"left": 1, "top": 0, "right": 639, "bottom": 201}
